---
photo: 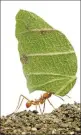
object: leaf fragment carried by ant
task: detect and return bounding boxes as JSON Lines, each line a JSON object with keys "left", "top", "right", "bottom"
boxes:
{"left": 15, "top": 9, "right": 77, "bottom": 96}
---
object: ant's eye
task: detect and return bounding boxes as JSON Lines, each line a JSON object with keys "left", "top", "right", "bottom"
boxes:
{"left": 26, "top": 102, "right": 31, "bottom": 108}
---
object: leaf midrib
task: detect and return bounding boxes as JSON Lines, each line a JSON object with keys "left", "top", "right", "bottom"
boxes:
{"left": 26, "top": 51, "right": 75, "bottom": 57}
{"left": 27, "top": 73, "right": 75, "bottom": 78}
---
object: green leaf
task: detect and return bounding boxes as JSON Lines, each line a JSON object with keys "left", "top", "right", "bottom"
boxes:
{"left": 15, "top": 9, "right": 77, "bottom": 96}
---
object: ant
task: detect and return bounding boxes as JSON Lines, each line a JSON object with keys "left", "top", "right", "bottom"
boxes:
{"left": 14, "top": 92, "right": 66, "bottom": 114}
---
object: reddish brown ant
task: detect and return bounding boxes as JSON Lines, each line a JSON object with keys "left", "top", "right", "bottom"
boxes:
{"left": 14, "top": 92, "right": 64, "bottom": 114}
{"left": 26, "top": 92, "right": 54, "bottom": 113}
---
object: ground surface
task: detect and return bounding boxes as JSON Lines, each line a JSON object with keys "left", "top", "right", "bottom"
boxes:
{"left": 0, "top": 103, "right": 81, "bottom": 135}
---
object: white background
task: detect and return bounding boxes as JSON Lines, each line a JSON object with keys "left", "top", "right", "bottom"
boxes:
{"left": 1, "top": 1, "right": 80, "bottom": 116}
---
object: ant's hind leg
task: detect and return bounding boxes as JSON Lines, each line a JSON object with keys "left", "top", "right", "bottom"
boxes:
{"left": 14, "top": 95, "right": 24, "bottom": 113}
{"left": 14, "top": 94, "right": 30, "bottom": 113}
{"left": 39, "top": 104, "right": 42, "bottom": 114}
{"left": 43, "top": 102, "right": 45, "bottom": 114}
{"left": 7, "top": 95, "right": 30, "bottom": 121}
{"left": 47, "top": 99, "right": 55, "bottom": 110}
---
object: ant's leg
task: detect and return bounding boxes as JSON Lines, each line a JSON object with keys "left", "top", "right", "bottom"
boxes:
{"left": 14, "top": 96, "right": 24, "bottom": 113}
{"left": 43, "top": 102, "right": 45, "bottom": 114}
{"left": 56, "top": 95, "right": 64, "bottom": 101}
{"left": 35, "top": 99, "right": 37, "bottom": 111}
{"left": 66, "top": 95, "right": 71, "bottom": 98}
{"left": 7, "top": 95, "right": 30, "bottom": 121}
{"left": 36, "top": 105, "right": 37, "bottom": 111}
{"left": 39, "top": 104, "right": 42, "bottom": 114}
{"left": 66, "top": 95, "right": 76, "bottom": 103}
{"left": 14, "top": 94, "right": 30, "bottom": 113}
{"left": 47, "top": 99, "right": 55, "bottom": 110}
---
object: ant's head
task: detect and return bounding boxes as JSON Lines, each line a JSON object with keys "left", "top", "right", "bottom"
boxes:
{"left": 26, "top": 100, "right": 33, "bottom": 108}
{"left": 43, "top": 92, "right": 52, "bottom": 99}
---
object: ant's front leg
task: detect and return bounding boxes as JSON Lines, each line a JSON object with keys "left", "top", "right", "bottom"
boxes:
{"left": 65, "top": 94, "right": 76, "bottom": 103}
{"left": 47, "top": 98, "right": 55, "bottom": 110}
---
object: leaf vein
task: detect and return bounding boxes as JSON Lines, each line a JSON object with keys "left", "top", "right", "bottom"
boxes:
{"left": 27, "top": 51, "right": 75, "bottom": 56}
{"left": 27, "top": 73, "right": 75, "bottom": 78}
{"left": 29, "top": 78, "right": 66, "bottom": 89}
{"left": 56, "top": 77, "right": 76, "bottom": 95}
